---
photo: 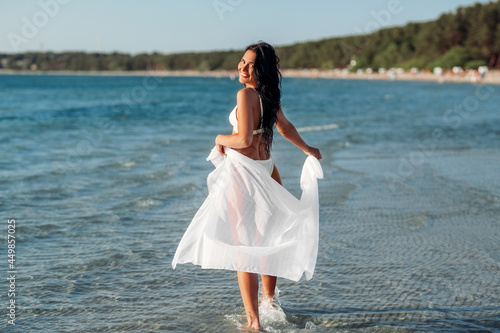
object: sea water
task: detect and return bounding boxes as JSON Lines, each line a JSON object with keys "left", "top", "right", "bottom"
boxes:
{"left": 1, "top": 74, "right": 499, "bottom": 332}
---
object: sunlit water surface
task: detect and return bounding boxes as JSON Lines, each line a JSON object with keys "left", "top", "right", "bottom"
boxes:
{"left": 1, "top": 75, "right": 499, "bottom": 332}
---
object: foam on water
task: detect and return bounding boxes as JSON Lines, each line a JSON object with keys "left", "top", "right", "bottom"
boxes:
{"left": 224, "top": 288, "right": 326, "bottom": 332}
{"left": 296, "top": 123, "right": 339, "bottom": 133}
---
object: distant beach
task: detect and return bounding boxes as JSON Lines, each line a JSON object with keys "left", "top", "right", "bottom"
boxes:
{"left": 1, "top": 68, "right": 499, "bottom": 85}
{"left": 283, "top": 68, "right": 500, "bottom": 85}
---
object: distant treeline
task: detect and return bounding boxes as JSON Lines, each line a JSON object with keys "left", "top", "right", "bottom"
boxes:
{"left": 2, "top": 0, "right": 499, "bottom": 72}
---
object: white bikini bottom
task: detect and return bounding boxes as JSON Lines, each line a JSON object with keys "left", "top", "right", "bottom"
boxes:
{"left": 255, "top": 158, "right": 274, "bottom": 175}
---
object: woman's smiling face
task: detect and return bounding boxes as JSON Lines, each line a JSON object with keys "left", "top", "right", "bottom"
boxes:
{"left": 238, "top": 50, "right": 257, "bottom": 87}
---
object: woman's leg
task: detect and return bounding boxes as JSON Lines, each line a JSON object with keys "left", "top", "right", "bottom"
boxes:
{"left": 237, "top": 271, "right": 261, "bottom": 329}
{"left": 260, "top": 165, "right": 283, "bottom": 300}
{"left": 261, "top": 274, "right": 277, "bottom": 300}
{"left": 238, "top": 165, "right": 282, "bottom": 328}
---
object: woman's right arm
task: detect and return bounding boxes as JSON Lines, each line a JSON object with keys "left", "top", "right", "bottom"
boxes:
{"left": 275, "top": 108, "right": 322, "bottom": 160}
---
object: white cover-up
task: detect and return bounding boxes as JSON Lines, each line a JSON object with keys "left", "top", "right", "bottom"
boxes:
{"left": 172, "top": 147, "right": 323, "bottom": 282}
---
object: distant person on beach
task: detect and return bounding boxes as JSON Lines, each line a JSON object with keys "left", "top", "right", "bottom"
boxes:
{"left": 172, "top": 42, "right": 322, "bottom": 330}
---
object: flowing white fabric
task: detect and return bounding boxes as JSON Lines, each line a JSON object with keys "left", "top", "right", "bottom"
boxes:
{"left": 171, "top": 147, "right": 323, "bottom": 282}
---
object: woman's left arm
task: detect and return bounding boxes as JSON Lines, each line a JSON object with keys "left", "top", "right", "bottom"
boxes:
{"left": 275, "top": 107, "right": 322, "bottom": 160}
{"left": 215, "top": 89, "right": 255, "bottom": 154}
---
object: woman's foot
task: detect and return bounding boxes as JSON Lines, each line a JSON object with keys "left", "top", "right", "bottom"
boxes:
{"left": 246, "top": 313, "right": 262, "bottom": 330}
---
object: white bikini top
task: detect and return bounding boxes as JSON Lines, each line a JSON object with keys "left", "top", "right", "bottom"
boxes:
{"left": 228, "top": 88, "right": 264, "bottom": 135}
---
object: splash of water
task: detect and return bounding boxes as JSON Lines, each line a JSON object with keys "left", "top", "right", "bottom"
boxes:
{"left": 259, "top": 288, "right": 287, "bottom": 326}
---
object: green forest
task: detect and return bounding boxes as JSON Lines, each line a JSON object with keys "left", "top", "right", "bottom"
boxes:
{"left": 2, "top": 0, "right": 499, "bottom": 72}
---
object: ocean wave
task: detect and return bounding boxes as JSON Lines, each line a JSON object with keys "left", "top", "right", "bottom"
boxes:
{"left": 296, "top": 123, "right": 339, "bottom": 133}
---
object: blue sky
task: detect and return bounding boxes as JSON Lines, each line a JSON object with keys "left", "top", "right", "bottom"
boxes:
{"left": 0, "top": 0, "right": 494, "bottom": 54}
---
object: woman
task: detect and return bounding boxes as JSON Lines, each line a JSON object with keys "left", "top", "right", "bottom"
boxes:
{"left": 172, "top": 42, "right": 322, "bottom": 330}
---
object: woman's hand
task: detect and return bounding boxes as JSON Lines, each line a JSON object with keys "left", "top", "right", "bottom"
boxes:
{"left": 305, "top": 146, "right": 322, "bottom": 160}
{"left": 216, "top": 144, "right": 225, "bottom": 155}
{"left": 215, "top": 135, "right": 226, "bottom": 155}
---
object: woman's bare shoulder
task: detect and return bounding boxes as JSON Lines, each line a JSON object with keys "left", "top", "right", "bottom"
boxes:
{"left": 237, "top": 87, "right": 258, "bottom": 98}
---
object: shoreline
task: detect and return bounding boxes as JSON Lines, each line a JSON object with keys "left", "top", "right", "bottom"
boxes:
{"left": 1, "top": 68, "right": 499, "bottom": 85}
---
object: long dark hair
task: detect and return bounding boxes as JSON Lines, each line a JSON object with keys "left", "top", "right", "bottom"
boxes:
{"left": 245, "top": 42, "right": 282, "bottom": 158}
